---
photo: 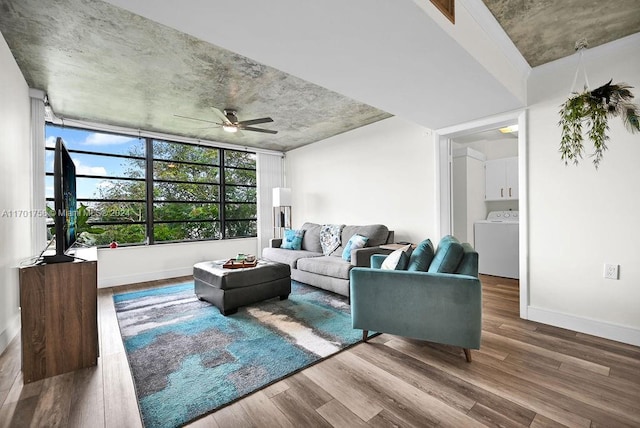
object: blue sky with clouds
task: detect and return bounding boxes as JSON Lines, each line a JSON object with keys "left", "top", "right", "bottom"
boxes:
{"left": 45, "top": 125, "right": 144, "bottom": 200}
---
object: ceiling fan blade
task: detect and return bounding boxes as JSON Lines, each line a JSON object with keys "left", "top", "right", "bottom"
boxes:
{"left": 211, "top": 107, "right": 232, "bottom": 125}
{"left": 174, "top": 114, "right": 221, "bottom": 125}
{"left": 241, "top": 126, "right": 278, "bottom": 134}
{"left": 194, "top": 125, "right": 221, "bottom": 130}
{"left": 237, "top": 117, "right": 274, "bottom": 126}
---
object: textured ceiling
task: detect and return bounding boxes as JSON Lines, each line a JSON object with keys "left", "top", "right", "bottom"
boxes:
{"left": 482, "top": 0, "right": 640, "bottom": 67}
{"left": 0, "top": 0, "right": 390, "bottom": 152}
{"left": 1, "top": 0, "right": 639, "bottom": 153}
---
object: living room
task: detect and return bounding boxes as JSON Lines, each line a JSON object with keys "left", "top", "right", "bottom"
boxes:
{"left": 1, "top": 0, "right": 639, "bottom": 426}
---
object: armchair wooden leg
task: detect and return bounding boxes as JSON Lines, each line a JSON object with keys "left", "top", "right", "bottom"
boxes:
{"left": 463, "top": 348, "right": 472, "bottom": 362}
{"left": 362, "top": 330, "right": 369, "bottom": 342}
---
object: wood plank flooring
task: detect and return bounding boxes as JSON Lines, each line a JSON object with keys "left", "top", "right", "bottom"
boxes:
{"left": 1, "top": 275, "right": 639, "bottom": 427}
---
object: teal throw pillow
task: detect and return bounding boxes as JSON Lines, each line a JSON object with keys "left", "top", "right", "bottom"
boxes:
{"left": 407, "top": 239, "right": 434, "bottom": 272}
{"left": 457, "top": 242, "right": 479, "bottom": 277}
{"left": 281, "top": 228, "right": 305, "bottom": 250}
{"left": 342, "top": 234, "right": 369, "bottom": 261}
{"left": 428, "top": 235, "right": 464, "bottom": 273}
{"left": 381, "top": 245, "right": 411, "bottom": 270}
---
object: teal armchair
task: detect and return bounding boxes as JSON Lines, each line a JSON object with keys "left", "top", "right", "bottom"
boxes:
{"left": 349, "top": 237, "right": 482, "bottom": 362}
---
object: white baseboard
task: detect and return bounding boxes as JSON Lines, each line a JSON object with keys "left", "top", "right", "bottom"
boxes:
{"left": 527, "top": 306, "right": 640, "bottom": 347}
{"left": 98, "top": 267, "right": 193, "bottom": 289}
{"left": 0, "top": 314, "right": 21, "bottom": 356}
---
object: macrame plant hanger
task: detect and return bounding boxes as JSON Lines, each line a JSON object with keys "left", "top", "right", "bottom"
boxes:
{"left": 570, "top": 38, "right": 590, "bottom": 94}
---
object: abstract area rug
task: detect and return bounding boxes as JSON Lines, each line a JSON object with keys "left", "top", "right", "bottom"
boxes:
{"left": 113, "top": 280, "right": 363, "bottom": 428}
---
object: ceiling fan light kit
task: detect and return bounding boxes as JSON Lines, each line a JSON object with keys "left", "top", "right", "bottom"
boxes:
{"left": 558, "top": 40, "right": 639, "bottom": 169}
{"left": 175, "top": 108, "right": 278, "bottom": 135}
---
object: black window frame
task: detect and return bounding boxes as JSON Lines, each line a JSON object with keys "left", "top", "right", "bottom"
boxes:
{"left": 45, "top": 124, "right": 257, "bottom": 247}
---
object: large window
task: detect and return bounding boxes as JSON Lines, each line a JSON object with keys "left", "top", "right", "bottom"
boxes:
{"left": 45, "top": 124, "right": 257, "bottom": 246}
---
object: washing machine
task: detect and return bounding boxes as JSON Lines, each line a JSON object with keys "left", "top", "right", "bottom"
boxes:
{"left": 474, "top": 211, "right": 519, "bottom": 279}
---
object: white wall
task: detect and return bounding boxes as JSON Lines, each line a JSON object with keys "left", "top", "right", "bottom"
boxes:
{"left": 98, "top": 238, "right": 258, "bottom": 288}
{"left": 452, "top": 149, "right": 486, "bottom": 244}
{"left": 470, "top": 139, "right": 518, "bottom": 160}
{"left": 527, "top": 34, "right": 640, "bottom": 344}
{"left": 0, "top": 34, "right": 32, "bottom": 354}
{"left": 452, "top": 155, "right": 469, "bottom": 242}
{"left": 285, "top": 116, "right": 436, "bottom": 244}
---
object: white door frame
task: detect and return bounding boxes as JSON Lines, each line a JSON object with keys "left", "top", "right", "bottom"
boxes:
{"left": 434, "top": 110, "right": 529, "bottom": 319}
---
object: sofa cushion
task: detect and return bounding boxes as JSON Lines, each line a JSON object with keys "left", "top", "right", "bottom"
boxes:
{"left": 381, "top": 245, "right": 411, "bottom": 270}
{"left": 300, "top": 222, "right": 322, "bottom": 253}
{"left": 281, "top": 228, "right": 305, "bottom": 250}
{"left": 334, "top": 224, "right": 390, "bottom": 256}
{"left": 297, "top": 256, "right": 352, "bottom": 280}
{"left": 342, "top": 234, "right": 369, "bottom": 261}
{"left": 456, "top": 243, "right": 479, "bottom": 277}
{"left": 262, "top": 247, "right": 322, "bottom": 269}
{"left": 320, "top": 224, "right": 344, "bottom": 255}
{"left": 428, "top": 235, "right": 464, "bottom": 273}
{"left": 407, "top": 239, "right": 435, "bottom": 272}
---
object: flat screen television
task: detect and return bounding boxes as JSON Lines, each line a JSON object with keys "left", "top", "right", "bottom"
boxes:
{"left": 43, "top": 137, "right": 77, "bottom": 263}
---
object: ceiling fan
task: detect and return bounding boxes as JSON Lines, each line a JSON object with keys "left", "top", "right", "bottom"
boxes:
{"left": 174, "top": 108, "right": 278, "bottom": 134}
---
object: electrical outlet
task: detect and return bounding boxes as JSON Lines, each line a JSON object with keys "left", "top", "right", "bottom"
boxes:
{"left": 604, "top": 263, "right": 619, "bottom": 280}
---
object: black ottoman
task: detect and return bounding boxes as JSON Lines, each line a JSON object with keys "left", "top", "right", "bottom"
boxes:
{"left": 193, "top": 260, "right": 291, "bottom": 315}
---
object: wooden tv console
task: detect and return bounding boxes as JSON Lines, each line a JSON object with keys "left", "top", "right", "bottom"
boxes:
{"left": 19, "top": 247, "right": 98, "bottom": 383}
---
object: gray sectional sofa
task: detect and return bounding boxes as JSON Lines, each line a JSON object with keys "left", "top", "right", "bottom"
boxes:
{"left": 262, "top": 222, "right": 394, "bottom": 297}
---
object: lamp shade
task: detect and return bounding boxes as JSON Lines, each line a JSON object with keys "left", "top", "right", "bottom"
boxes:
{"left": 272, "top": 187, "right": 292, "bottom": 207}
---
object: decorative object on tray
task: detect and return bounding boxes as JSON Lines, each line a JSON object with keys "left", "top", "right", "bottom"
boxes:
{"left": 234, "top": 253, "right": 255, "bottom": 262}
{"left": 223, "top": 258, "right": 258, "bottom": 269}
{"left": 558, "top": 40, "right": 639, "bottom": 169}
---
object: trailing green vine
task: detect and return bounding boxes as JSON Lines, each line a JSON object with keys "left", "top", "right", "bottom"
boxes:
{"left": 559, "top": 94, "right": 586, "bottom": 165}
{"left": 558, "top": 80, "right": 639, "bottom": 168}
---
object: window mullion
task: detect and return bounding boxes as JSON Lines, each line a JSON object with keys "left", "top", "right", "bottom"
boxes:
{"left": 146, "top": 138, "right": 154, "bottom": 245}
{"left": 220, "top": 149, "right": 226, "bottom": 239}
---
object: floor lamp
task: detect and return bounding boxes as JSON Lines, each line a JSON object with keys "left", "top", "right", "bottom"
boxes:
{"left": 273, "top": 187, "right": 292, "bottom": 238}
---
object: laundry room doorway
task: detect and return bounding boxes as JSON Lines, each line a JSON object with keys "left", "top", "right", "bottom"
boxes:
{"left": 435, "top": 111, "right": 529, "bottom": 318}
{"left": 452, "top": 125, "right": 520, "bottom": 281}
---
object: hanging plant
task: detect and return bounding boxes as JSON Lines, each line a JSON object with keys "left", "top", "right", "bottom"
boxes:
{"left": 559, "top": 80, "right": 640, "bottom": 168}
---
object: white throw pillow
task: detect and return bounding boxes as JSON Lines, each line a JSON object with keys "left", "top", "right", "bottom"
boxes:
{"left": 380, "top": 245, "right": 412, "bottom": 270}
